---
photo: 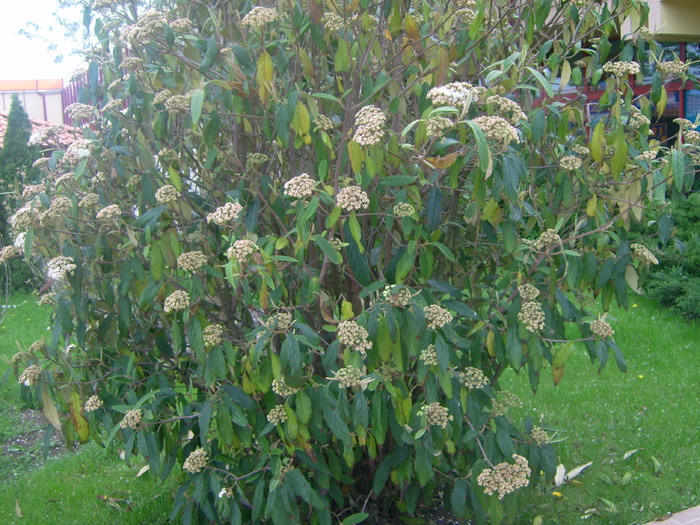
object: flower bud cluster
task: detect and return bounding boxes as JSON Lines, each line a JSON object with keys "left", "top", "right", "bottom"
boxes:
{"left": 120, "top": 409, "right": 143, "bottom": 429}
{"left": 559, "top": 155, "right": 582, "bottom": 171}
{"left": 590, "top": 317, "right": 614, "bottom": 339}
{"left": 267, "top": 404, "right": 288, "bottom": 425}
{"left": 382, "top": 285, "right": 412, "bottom": 307}
{"left": 268, "top": 312, "right": 294, "bottom": 331}
{"left": 657, "top": 59, "right": 688, "bottom": 77}
{"left": 477, "top": 455, "right": 531, "bottom": 499}
{"left": 183, "top": 448, "right": 209, "bottom": 473}
{"left": 573, "top": 145, "right": 590, "bottom": 156}
{"left": 456, "top": 367, "right": 489, "bottom": 389}
{"left": 631, "top": 243, "right": 659, "bottom": 265}
{"left": 203, "top": 324, "right": 224, "bottom": 347}
{"left": 314, "top": 114, "right": 334, "bottom": 131}
{"left": 11, "top": 207, "right": 37, "bottom": 231}
{"left": 85, "top": 395, "right": 104, "bottom": 412}
{"left": 246, "top": 153, "right": 269, "bottom": 169}
{"left": 241, "top": 6, "right": 279, "bottom": 28}
{"left": 178, "top": 251, "right": 207, "bottom": 272}
{"left": 518, "top": 283, "right": 540, "bottom": 302}
{"left": 153, "top": 90, "right": 172, "bottom": 105}
{"left": 491, "top": 390, "right": 522, "bottom": 417}
{"left": 425, "top": 305, "right": 453, "bottom": 330}
{"left": 227, "top": 239, "right": 257, "bottom": 261}
{"left": 420, "top": 345, "right": 438, "bottom": 366}
{"left": 530, "top": 426, "right": 550, "bottom": 446}
{"left": 207, "top": 202, "right": 243, "bottom": 225}
{"left": 165, "top": 93, "right": 193, "bottom": 111}
{"left": 338, "top": 320, "right": 372, "bottom": 355}
{"left": 332, "top": 366, "right": 363, "bottom": 389}
{"left": 22, "top": 184, "right": 44, "bottom": 198}
{"left": 353, "top": 105, "right": 386, "bottom": 146}
{"left": 170, "top": 18, "right": 192, "bottom": 31}
{"left": 272, "top": 376, "right": 300, "bottom": 397}
{"left": 418, "top": 402, "right": 453, "bottom": 429}
{"left": 425, "top": 116, "right": 454, "bottom": 139}
{"left": 0, "top": 246, "right": 19, "bottom": 264}
{"left": 47, "top": 256, "right": 77, "bottom": 281}
{"left": 684, "top": 130, "right": 700, "bottom": 145}
{"left": 635, "top": 150, "right": 657, "bottom": 162}
{"left": 284, "top": 173, "right": 315, "bottom": 199}
{"left": 674, "top": 118, "right": 695, "bottom": 130}
{"left": 96, "top": 204, "right": 121, "bottom": 220}
{"left": 322, "top": 11, "right": 345, "bottom": 31}
{"left": 28, "top": 125, "right": 64, "bottom": 146}
{"left": 532, "top": 229, "right": 562, "bottom": 251}
{"left": 628, "top": 111, "right": 651, "bottom": 129}
{"left": 518, "top": 301, "right": 545, "bottom": 333}
{"left": 603, "top": 61, "right": 641, "bottom": 76}
{"left": 164, "top": 290, "right": 190, "bottom": 313}
{"left": 472, "top": 115, "right": 520, "bottom": 146}
{"left": 42, "top": 197, "right": 72, "bottom": 224}
{"left": 336, "top": 185, "right": 370, "bottom": 212}
{"left": 119, "top": 57, "right": 143, "bottom": 72}
{"left": 155, "top": 185, "right": 179, "bottom": 203}
{"left": 486, "top": 95, "right": 527, "bottom": 124}
{"left": 18, "top": 365, "right": 41, "bottom": 387}
{"left": 120, "top": 10, "right": 167, "bottom": 43}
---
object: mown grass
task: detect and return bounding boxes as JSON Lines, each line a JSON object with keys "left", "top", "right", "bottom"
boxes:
{"left": 504, "top": 294, "right": 700, "bottom": 524}
{"left": 0, "top": 293, "right": 178, "bottom": 524}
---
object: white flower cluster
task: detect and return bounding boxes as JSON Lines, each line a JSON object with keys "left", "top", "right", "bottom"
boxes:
{"left": 155, "top": 185, "right": 179, "bottom": 203}
{"left": 164, "top": 290, "right": 190, "bottom": 313}
{"left": 170, "top": 18, "right": 193, "bottom": 31}
{"left": 418, "top": 402, "right": 453, "bottom": 429}
{"left": 178, "top": 251, "right": 207, "bottom": 272}
{"left": 427, "top": 82, "right": 483, "bottom": 109}
{"left": 18, "top": 365, "right": 41, "bottom": 387}
{"left": 22, "top": 184, "right": 44, "bottom": 199}
{"left": 456, "top": 367, "right": 489, "bottom": 389}
{"left": 426, "top": 116, "right": 454, "bottom": 139}
{"left": 573, "top": 145, "right": 590, "bottom": 156}
{"left": 322, "top": 11, "right": 345, "bottom": 31}
{"left": 631, "top": 243, "right": 659, "bottom": 265}
{"left": 183, "top": 448, "right": 209, "bottom": 473}
{"left": 530, "top": 426, "right": 550, "bottom": 446}
{"left": 518, "top": 283, "right": 540, "bottom": 302}
{"left": 268, "top": 312, "right": 294, "bottom": 331}
{"left": 685, "top": 130, "right": 700, "bottom": 145}
{"left": 28, "top": 125, "right": 64, "bottom": 146}
{"left": 559, "top": 155, "right": 582, "bottom": 171}
{"left": 419, "top": 345, "right": 438, "bottom": 366}
{"left": 0, "top": 246, "right": 19, "bottom": 264}
{"left": 47, "top": 256, "right": 77, "bottom": 281}
{"left": 284, "top": 173, "right": 315, "bottom": 199}
{"left": 518, "top": 301, "right": 545, "bottom": 333}
{"left": 11, "top": 206, "right": 37, "bottom": 231}
{"left": 472, "top": 115, "right": 520, "bottom": 146}
{"left": 207, "top": 202, "right": 243, "bottom": 225}
{"left": 603, "top": 61, "right": 641, "bottom": 76}
{"left": 657, "top": 59, "right": 688, "bottom": 77}
{"left": 393, "top": 202, "right": 415, "bottom": 218}
{"left": 13, "top": 233, "right": 25, "bottom": 253}
{"left": 628, "top": 111, "right": 650, "bottom": 129}
{"left": 477, "top": 455, "right": 531, "bottom": 499}
{"left": 65, "top": 103, "right": 96, "bottom": 121}
{"left": 96, "top": 204, "right": 121, "bottom": 220}
{"left": 241, "top": 6, "right": 280, "bottom": 28}
{"left": 353, "top": 105, "right": 386, "bottom": 146}
{"left": 41, "top": 197, "right": 72, "bottom": 225}
{"left": 227, "top": 239, "right": 257, "bottom": 261}
{"left": 63, "top": 139, "right": 93, "bottom": 164}
{"left": 203, "top": 324, "right": 224, "bottom": 347}
{"left": 337, "top": 320, "right": 372, "bottom": 355}
{"left": 84, "top": 395, "right": 104, "bottom": 412}
{"left": 267, "top": 404, "right": 288, "bottom": 425}
{"left": 33, "top": 158, "right": 51, "bottom": 170}
{"left": 331, "top": 366, "right": 363, "bottom": 389}
{"left": 674, "top": 118, "right": 695, "bottom": 130}
{"left": 120, "top": 9, "right": 167, "bottom": 43}
{"left": 247, "top": 153, "right": 269, "bottom": 169}
{"left": 486, "top": 95, "right": 527, "bottom": 124}
{"left": 120, "top": 408, "right": 143, "bottom": 429}
{"left": 336, "top": 185, "right": 369, "bottom": 212}
{"left": 165, "top": 93, "right": 193, "bottom": 111}
{"left": 119, "top": 57, "right": 143, "bottom": 72}
{"left": 425, "top": 304, "right": 453, "bottom": 330}
{"left": 101, "top": 99, "right": 124, "bottom": 115}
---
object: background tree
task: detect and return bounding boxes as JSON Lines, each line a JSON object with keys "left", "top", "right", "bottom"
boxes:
{"left": 7, "top": 0, "right": 689, "bottom": 523}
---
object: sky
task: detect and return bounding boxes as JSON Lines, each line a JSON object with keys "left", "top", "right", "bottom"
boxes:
{"left": 0, "top": 0, "right": 84, "bottom": 81}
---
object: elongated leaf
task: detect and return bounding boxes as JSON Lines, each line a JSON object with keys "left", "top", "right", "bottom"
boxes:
{"left": 190, "top": 89, "right": 205, "bottom": 124}
{"left": 312, "top": 235, "right": 343, "bottom": 264}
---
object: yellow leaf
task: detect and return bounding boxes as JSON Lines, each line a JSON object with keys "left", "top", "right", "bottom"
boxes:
{"left": 15, "top": 500, "right": 22, "bottom": 518}
{"left": 42, "top": 387, "right": 62, "bottom": 432}
{"left": 657, "top": 86, "right": 668, "bottom": 118}
{"left": 348, "top": 140, "right": 365, "bottom": 173}
{"left": 341, "top": 300, "right": 354, "bottom": 320}
{"left": 586, "top": 194, "right": 597, "bottom": 218}
{"left": 70, "top": 391, "right": 90, "bottom": 443}
{"left": 559, "top": 60, "right": 571, "bottom": 92}
{"left": 486, "top": 330, "right": 496, "bottom": 357}
{"left": 256, "top": 52, "right": 274, "bottom": 104}
{"left": 291, "top": 102, "right": 311, "bottom": 137}
{"left": 425, "top": 151, "right": 460, "bottom": 170}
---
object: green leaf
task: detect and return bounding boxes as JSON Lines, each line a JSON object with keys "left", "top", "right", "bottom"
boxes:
{"left": 312, "top": 234, "right": 343, "bottom": 264}
{"left": 199, "top": 399, "right": 212, "bottom": 446}
{"left": 342, "top": 513, "right": 369, "bottom": 525}
{"left": 591, "top": 121, "right": 605, "bottom": 164}
{"left": 430, "top": 242, "right": 456, "bottom": 262}
{"left": 525, "top": 66, "right": 554, "bottom": 97}
{"left": 378, "top": 175, "right": 416, "bottom": 188}
{"left": 610, "top": 131, "right": 628, "bottom": 179}
{"left": 451, "top": 479, "right": 468, "bottom": 518}
{"left": 506, "top": 326, "right": 522, "bottom": 369}
{"left": 466, "top": 121, "right": 492, "bottom": 177}
{"left": 672, "top": 149, "right": 685, "bottom": 192}
{"left": 190, "top": 89, "right": 205, "bottom": 125}
{"left": 425, "top": 185, "right": 443, "bottom": 232}
{"left": 415, "top": 444, "right": 433, "bottom": 487}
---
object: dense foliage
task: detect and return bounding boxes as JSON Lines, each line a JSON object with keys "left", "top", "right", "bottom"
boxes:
{"left": 5, "top": 0, "right": 694, "bottom": 523}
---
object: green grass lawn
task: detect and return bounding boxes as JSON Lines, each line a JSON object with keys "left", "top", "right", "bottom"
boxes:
{"left": 504, "top": 294, "right": 700, "bottom": 524}
{"left": 0, "top": 293, "right": 177, "bottom": 524}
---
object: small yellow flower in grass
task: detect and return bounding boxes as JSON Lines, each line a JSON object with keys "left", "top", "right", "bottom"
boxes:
{"left": 637, "top": 375, "right": 644, "bottom": 379}
{"left": 632, "top": 304, "right": 638, "bottom": 308}
{"left": 552, "top": 491, "right": 563, "bottom": 498}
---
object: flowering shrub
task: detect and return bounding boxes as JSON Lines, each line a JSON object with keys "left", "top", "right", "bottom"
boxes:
{"left": 6, "top": 0, "right": 695, "bottom": 523}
